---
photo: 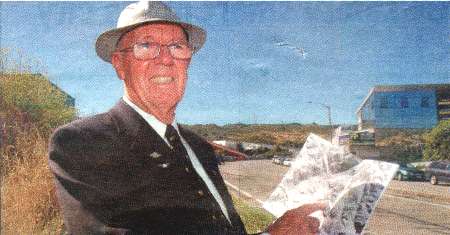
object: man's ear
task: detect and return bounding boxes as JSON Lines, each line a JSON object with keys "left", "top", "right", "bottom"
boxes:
{"left": 111, "top": 52, "right": 126, "bottom": 81}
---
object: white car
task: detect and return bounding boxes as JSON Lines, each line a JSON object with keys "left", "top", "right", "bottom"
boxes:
{"left": 283, "top": 159, "right": 292, "bottom": 166}
{"left": 272, "top": 157, "right": 283, "bottom": 164}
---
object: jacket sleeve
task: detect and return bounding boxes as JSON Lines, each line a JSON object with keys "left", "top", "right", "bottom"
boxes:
{"left": 48, "top": 126, "right": 130, "bottom": 235}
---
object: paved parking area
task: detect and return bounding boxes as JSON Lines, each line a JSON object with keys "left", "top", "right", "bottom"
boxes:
{"left": 219, "top": 159, "right": 450, "bottom": 235}
{"left": 385, "top": 180, "right": 450, "bottom": 205}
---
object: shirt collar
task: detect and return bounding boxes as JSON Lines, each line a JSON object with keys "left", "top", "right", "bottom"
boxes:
{"left": 122, "top": 96, "right": 179, "bottom": 139}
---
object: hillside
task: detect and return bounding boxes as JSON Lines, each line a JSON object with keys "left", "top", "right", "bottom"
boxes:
{"left": 184, "top": 123, "right": 334, "bottom": 147}
{"left": 1, "top": 72, "right": 76, "bottom": 234}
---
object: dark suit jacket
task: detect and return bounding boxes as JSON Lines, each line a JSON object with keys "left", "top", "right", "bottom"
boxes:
{"left": 49, "top": 100, "right": 248, "bottom": 235}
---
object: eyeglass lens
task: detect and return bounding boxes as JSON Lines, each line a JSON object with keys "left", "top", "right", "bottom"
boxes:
{"left": 133, "top": 42, "right": 192, "bottom": 60}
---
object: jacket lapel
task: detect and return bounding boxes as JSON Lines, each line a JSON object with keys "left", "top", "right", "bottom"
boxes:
{"left": 178, "top": 126, "right": 213, "bottom": 164}
{"left": 108, "top": 99, "right": 172, "bottom": 157}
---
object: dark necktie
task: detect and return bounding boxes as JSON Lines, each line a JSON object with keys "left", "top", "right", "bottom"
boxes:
{"left": 165, "top": 125, "right": 188, "bottom": 157}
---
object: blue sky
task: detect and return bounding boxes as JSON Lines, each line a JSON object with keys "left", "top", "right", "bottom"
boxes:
{"left": 1, "top": 1, "right": 449, "bottom": 125}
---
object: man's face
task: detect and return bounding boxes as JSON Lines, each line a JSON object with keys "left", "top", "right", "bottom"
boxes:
{"left": 112, "top": 23, "right": 191, "bottom": 119}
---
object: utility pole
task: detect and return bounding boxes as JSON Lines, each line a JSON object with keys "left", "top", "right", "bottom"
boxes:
{"left": 326, "top": 105, "right": 333, "bottom": 142}
{"left": 308, "top": 101, "right": 333, "bottom": 141}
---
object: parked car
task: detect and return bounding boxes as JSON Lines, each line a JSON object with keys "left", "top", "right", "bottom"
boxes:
{"left": 283, "top": 159, "right": 293, "bottom": 166}
{"left": 424, "top": 161, "right": 450, "bottom": 185}
{"left": 272, "top": 156, "right": 293, "bottom": 167}
{"left": 222, "top": 155, "right": 236, "bottom": 162}
{"left": 395, "top": 163, "right": 424, "bottom": 181}
{"left": 251, "top": 154, "right": 272, "bottom": 160}
{"left": 272, "top": 156, "right": 285, "bottom": 165}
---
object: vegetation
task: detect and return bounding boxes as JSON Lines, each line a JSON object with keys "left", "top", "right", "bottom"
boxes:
{"left": 186, "top": 123, "right": 332, "bottom": 148}
{"left": 1, "top": 50, "right": 75, "bottom": 234}
{"left": 1, "top": 127, "right": 63, "bottom": 234}
{"left": 0, "top": 73, "right": 76, "bottom": 136}
{"left": 376, "top": 131, "right": 425, "bottom": 148}
{"left": 376, "top": 130, "right": 426, "bottom": 163}
{"left": 423, "top": 120, "right": 450, "bottom": 161}
{"left": 232, "top": 195, "right": 275, "bottom": 234}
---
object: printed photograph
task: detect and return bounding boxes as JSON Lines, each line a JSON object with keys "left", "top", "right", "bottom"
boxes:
{"left": 1, "top": 1, "right": 449, "bottom": 234}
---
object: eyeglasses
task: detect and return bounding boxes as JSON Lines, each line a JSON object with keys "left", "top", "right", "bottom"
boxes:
{"left": 118, "top": 41, "right": 192, "bottom": 60}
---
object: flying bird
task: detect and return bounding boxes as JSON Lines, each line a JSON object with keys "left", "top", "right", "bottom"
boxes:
{"left": 295, "top": 47, "right": 308, "bottom": 59}
{"left": 275, "top": 41, "right": 289, "bottom": 47}
{"left": 274, "top": 40, "right": 308, "bottom": 59}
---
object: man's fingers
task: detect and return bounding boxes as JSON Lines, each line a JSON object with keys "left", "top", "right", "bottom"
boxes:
{"left": 306, "top": 216, "right": 321, "bottom": 234}
{"left": 292, "top": 202, "right": 328, "bottom": 216}
{"left": 269, "top": 203, "right": 326, "bottom": 235}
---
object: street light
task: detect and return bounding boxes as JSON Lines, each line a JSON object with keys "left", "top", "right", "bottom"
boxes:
{"left": 307, "top": 101, "right": 333, "bottom": 141}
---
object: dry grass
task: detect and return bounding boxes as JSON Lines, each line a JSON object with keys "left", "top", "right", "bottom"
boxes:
{"left": 0, "top": 49, "right": 72, "bottom": 234}
{"left": 377, "top": 132, "right": 424, "bottom": 147}
{"left": 1, "top": 128, "right": 63, "bottom": 234}
{"left": 186, "top": 123, "right": 332, "bottom": 147}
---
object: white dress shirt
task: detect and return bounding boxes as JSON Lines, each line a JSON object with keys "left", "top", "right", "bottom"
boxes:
{"left": 122, "top": 96, "right": 231, "bottom": 223}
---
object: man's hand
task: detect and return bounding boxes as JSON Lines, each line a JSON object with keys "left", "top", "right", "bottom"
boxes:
{"left": 265, "top": 203, "right": 327, "bottom": 235}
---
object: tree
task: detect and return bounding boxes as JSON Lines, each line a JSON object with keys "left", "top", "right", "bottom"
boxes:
{"left": 423, "top": 120, "right": 450, "bottom": 161}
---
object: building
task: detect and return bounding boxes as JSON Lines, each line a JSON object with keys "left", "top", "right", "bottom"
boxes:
{"left": 212, "top": 140, "right": 274, "bottom": 152}
{"left": 241, "top": 142, "right": 273, "bottom": 151}
{"left": 351, "top": 84, "right": 449, "bottom": 159}
{"left": 212, "top": 140, "right": 239, "bottom": 149}
{"left": 333, "top": 125, "right": 357, "bottom": 145}
{"left": 356, "top": 84, "right": 450, "bottom": 131}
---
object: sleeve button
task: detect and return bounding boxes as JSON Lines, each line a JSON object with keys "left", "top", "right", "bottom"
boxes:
{"left": 197, "top": 190, "right": 204, "bottom": 196}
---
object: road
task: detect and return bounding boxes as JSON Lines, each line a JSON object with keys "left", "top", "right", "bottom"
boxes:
{"left": 219, "top": 159, "right": 450, "bottom": 235}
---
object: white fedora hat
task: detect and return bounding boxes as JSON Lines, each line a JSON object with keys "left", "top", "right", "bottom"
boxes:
{"left": 96, "top": 1, "right": 206, "bottom": 63}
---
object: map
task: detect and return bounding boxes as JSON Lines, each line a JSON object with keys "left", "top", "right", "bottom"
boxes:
{"left": 263, "top": 134, "right": 398, "bottom": 234}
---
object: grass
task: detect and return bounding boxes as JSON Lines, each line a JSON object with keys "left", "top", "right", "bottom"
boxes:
{"left": 1, "top": 57, "right": 74, "bottom": 234}
{"left": 1, "top": 128, "right": 63, "bottom": 234}
{"left": 231, "top": 195, "right": 275, "bottom": 234}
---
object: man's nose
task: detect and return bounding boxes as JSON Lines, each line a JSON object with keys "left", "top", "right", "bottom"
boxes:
{"left": 155, "top": 46, "right": 174, "bottom": 66}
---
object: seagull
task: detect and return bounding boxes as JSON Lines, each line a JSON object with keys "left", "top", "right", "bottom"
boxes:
{"left": 275, "top": 41, "right": 289, "bottom": 47}
{"left": 274, "top": 40, "right": 308, "bottom": 59}
{"left": 295, "top": 47, "right": 308, "bottom": 59}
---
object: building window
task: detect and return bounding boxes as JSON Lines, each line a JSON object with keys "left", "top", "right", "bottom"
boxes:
{"left": 421, "top": 97, "right": 430, "bottom": 108}
{"left": 400, "top": 97, "right": 409, "bottom": 108}
{"left": 380, "top": 97, "right": 388, "bottom": 108}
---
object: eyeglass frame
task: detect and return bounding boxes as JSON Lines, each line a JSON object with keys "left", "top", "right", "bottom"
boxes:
{"left": 117, "top": 40, "right": 193, "bottom": 60}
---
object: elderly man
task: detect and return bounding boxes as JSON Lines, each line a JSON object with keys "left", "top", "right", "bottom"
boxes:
{"left": 49, "top": 1, "right": 324, "bottom": 234}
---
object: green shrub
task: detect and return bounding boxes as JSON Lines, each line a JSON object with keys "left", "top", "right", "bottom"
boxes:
{"left": 0, "top": 73, "right": 76, "bottom": 135}
{"left": 423, "top": 120, "right": 450, "bottom": 161}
